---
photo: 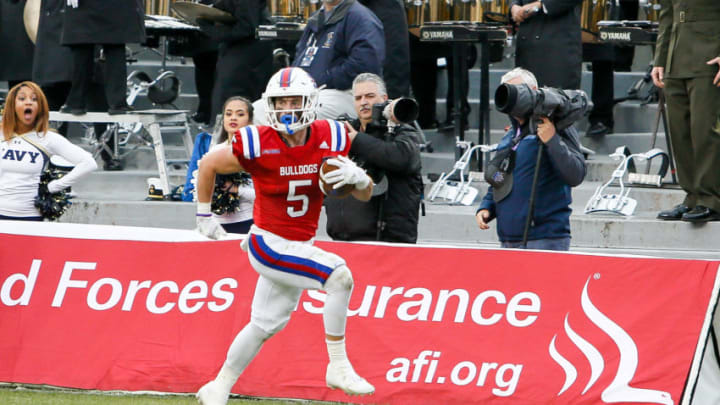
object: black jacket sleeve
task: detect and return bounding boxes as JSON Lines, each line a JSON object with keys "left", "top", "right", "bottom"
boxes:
{"left": 349, "top": 125, "right": 421, "bottom": 175}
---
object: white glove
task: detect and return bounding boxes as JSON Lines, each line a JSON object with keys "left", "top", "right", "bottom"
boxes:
{"left": 47, "top": 180, "right": 64, "bottom": 194}
{"left": 67, "top": 0, "right": 79, "bottom": 8}
{"left": 196, "top": 215, "right": 228, "bottom": 240}
{"left": 322, "top": 155, "right": 371, "bottom": 190}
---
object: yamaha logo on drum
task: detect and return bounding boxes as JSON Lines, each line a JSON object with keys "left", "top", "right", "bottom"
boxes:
{"left": 423, "top": 30, "right": 454, "bottom": 40}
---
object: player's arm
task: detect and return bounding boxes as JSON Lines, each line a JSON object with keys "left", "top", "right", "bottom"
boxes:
{"left": 196, "top": 146, "right": 244, "bottom": 204}
{"left": 195, "top": 147, "right": 244, "bottom": 240}
{"left": 351, "top": 179, "right": 373, "bottom": 202}
{"left": 323, "top": 155, "right": 373, "bottom": 202}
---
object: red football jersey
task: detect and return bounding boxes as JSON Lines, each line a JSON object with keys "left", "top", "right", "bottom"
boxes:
{"left": 231, "top": 120, "right": 350, "bottom": 241}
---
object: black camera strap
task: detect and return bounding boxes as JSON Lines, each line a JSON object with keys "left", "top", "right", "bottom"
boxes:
{"left": 522, "top": 141, "right": 544, "bottom": 248}
{"left": 375, "top": 189, "right": 389, "bottom": 241}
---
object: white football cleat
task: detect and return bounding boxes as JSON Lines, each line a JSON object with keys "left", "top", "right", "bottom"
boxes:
{"left": 196, "top": 380, "right": 229, "bottom": 405}
{"left": 326, "top": 361, "right": 375, "bottom": 396}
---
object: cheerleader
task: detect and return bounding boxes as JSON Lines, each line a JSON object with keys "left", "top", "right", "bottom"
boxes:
{"left": 0, "top": 81, "right": 97, "bottom": 221}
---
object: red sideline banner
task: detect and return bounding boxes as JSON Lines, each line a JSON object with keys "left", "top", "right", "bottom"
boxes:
{"left": 1, "top": 222, "right": 718, "bottom": 404}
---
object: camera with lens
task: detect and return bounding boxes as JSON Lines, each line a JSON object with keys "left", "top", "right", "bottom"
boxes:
{"left": 369, "top": 98, "right": 419, "bottom": 133}
{"left": 494, "top": 83, "right": 590, "bottom": 131}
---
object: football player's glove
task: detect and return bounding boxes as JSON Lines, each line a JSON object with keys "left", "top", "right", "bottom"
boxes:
{"left": 322, "top": 155, "right": 371, "bottom": 190}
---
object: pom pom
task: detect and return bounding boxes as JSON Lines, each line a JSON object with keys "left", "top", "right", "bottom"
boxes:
{"left": 34, "top": 169, "right": 72, "bottom": 221}
{"left": 211, "top": 173, "right": 252, "bottom": 215}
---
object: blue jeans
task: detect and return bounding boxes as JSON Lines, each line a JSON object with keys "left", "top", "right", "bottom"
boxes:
{"left": 501, "top": 237, "right": 571, "bottom": 251}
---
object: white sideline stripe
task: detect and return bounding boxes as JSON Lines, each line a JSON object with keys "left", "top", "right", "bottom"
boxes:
{"left": 0, "top": 220, "right": 243, "bottom": 242}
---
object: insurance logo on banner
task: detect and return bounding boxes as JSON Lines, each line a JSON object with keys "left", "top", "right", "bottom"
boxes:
{"left": 1, "top": 222, "right": 718, "bottom": 405}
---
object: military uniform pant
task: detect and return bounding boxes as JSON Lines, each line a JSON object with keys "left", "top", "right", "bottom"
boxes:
{"left": 664, "top": 77, "right": 720, "bottom": 212}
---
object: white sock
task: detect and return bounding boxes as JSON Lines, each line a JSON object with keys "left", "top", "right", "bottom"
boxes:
{"left": 215, "top": 364, "right": 241, "bottom": 392}
{"left": 326, "top": 338, "right": 349, "bottom": 364}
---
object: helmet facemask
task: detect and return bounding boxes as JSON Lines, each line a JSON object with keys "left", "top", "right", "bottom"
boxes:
{"left": 262, "top": 68, "right": 319, "bottom": 134}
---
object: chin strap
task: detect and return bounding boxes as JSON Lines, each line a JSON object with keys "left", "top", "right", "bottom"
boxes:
{"left": 281, "top": 114, "right": 295, "bottom": 134}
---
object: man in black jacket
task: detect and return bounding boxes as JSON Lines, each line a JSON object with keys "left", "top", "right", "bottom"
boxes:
{"left": 358, "top": 0, "right": 410, "bottom": 98}
{"left": 325, "top": 73, "right": 423, "bottom": 243}
{"left": 198, "top": 0, "right": 273, "bottom": 122}
{"left": 511, "top": 0, "right": 583, "bottom": 89}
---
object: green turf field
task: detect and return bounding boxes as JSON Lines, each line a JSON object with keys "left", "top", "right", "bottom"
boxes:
{"left": 0, "top": 385, "right": 341, "bottom": 405}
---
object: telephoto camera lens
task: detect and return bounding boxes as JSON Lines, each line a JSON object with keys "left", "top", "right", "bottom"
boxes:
{"left": 494, "top": 83, "right": 589, "bottom": 130}
{"left": 389, "top": 98, "right": 419, "bottom": 124}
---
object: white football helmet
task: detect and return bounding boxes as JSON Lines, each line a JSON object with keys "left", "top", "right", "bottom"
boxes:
{"left": 262, "top": 67, "right": 319, "bottom": 133}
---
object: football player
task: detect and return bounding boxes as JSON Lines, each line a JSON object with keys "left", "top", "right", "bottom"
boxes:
{"left": 194, "top": 67, "right": 375, "bottom": 405}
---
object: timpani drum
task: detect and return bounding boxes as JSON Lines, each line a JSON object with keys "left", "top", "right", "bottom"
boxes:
{"left": 581, "top": 0, "right": 614, "bottom": 42}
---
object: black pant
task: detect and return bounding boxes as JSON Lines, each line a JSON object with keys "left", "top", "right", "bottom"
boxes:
{"left": 445, "top": 44, "right": 476, "bottom": 126}
{"left": 65, "top": 44, "right": 127, "bottom": 110}
{"left": 409, "top": 36, "right": 473, "bottom": 127}
{"left": 192, "top": 50, "right": 218, "bottom": 118}
{"left": 589, "top": 60, "right": 614, "bottom": 127}
{"left": 409, "top": 43, "right": 440, "bottom": 127}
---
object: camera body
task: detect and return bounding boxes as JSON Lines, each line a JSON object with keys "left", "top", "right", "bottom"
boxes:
{"left": 370, "top": 101, "right": 391, "bottom": 130}
{"left": 494, "top": 83, "right": 590, "bottom": 131}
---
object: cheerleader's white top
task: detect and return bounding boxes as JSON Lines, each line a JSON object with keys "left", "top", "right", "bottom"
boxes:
{"left": 0, "top": 130, "right": 97, "bottom": 217}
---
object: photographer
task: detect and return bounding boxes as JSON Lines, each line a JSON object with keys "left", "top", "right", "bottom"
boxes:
{"left": 325, "top": 73, "right": 422, "bottom": 243}
{"left": 475, "top": 68, "right": 586, "bottom": 251}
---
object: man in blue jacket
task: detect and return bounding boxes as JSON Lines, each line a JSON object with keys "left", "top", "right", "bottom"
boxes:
{"left": 475, "top": 68, "right": 586, "bottom": 251}
{"left": 255, "top": 0, "right": 384, "bottom": 125}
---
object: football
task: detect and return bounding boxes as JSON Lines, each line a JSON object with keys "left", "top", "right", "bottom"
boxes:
{"left": 320, "top": 159, "right": 354, "bottom": 198}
